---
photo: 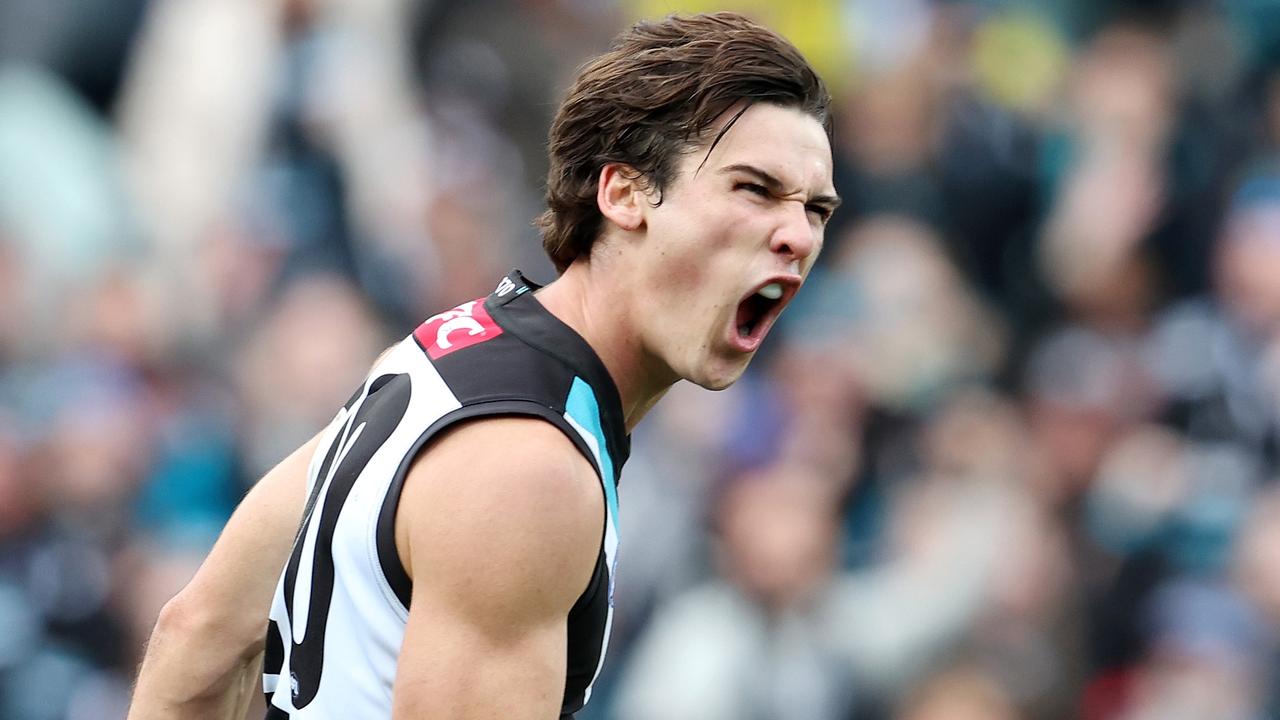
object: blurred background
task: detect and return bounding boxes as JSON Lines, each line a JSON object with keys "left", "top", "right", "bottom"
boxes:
{"left": 3, "top": 0, "right": 1280, "bottom": 718}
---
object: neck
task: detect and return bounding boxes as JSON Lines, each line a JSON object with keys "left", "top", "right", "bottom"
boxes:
{"left": 534, "top": 256, "right": 674, "bottom": 432}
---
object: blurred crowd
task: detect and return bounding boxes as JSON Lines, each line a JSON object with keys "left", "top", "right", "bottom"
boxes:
{"left": 3, "top": 0, "right": 1280, "bottom": 718}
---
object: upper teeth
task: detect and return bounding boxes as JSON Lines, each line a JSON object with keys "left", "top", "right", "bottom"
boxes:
{"left": 758, "top": 283, "right": 783, "bottom": 300}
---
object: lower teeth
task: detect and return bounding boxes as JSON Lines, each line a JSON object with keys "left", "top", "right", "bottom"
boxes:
{"left": 739, "top": 325, "right": 750, "bottom": 338}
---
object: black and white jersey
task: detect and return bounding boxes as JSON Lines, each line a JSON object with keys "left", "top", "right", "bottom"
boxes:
{"left": 262, "top": 270, "right": 629, "bottom": 719}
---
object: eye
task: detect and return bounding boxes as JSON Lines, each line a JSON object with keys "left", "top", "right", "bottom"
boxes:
{"left": 806, "top": 204, "right": 832, "bottom": 223}
{"left": 735, "top": 182, "right": 770, "bottom": 197}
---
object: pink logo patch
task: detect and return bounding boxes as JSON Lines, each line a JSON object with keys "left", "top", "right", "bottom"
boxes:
{"left": 414, "top": 299, "right": 503, "bottom": 360}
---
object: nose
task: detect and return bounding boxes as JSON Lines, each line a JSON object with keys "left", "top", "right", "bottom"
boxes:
{"left": 769, "top": 200, "right": 818, "bottom": 264}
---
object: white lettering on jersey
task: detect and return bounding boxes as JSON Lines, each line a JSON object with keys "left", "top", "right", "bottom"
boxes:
{"left": 494, "top": 276, "right": 517, "bottom": 296}
{"left": 436, "top": 317, "right": 485, "bottom": 349}
{"left": 425, "top": 300, "right": 492, "bottom": 351}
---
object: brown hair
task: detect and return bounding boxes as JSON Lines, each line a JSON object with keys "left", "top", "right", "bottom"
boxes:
{"left": 537, "top": 12, "right": 832, "bottom": 272}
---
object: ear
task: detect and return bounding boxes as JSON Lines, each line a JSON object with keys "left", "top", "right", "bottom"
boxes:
{"left": 596, "top": 163, "right": 647, "bottom": 232}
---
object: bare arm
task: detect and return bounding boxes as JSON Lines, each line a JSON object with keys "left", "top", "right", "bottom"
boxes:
{"left": 391, "top": 417, "right": 604, "bottom": 720}
{"left": 127, "top": 432, "right": 318, "bottom": 720}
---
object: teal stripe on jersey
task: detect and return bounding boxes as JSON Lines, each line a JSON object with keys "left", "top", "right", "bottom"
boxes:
{"left": 565, "top": 376, "right": 619, "bottom": 527}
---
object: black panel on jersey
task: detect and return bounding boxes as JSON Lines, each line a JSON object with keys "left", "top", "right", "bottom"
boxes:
{"left": 429, "top": 330, "right": 575, "bottom": 412}
{"left": 487, "top": 271, "right": 630, "bottom": 478}
{"left": 264, "top": 619, "right": 284, "bottom": 676}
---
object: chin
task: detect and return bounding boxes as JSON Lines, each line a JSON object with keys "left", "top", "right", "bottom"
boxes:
{"left": 686, "top": 358, "right": 750, "bottom": 391}
{"left": 692, "top": 376, "right": 737, "bottom": 391}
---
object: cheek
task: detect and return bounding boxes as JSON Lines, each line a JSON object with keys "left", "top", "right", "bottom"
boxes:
{"left": 657, "top": 253, "right": 705, "bottom": 288}
{"left": 645, "top": 222, "right": 711, "bottom": 294}
{"left": 644, "top": 194, "right": 750, "bottom": 316}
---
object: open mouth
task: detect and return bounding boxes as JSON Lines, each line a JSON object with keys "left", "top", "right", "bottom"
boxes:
{"left": 732, "top": 278, "right": 798, "bottom": 349}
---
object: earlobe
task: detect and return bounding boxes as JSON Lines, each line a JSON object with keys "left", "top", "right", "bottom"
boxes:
{"left": 597, "top": 164, "right": 646, "bottom": 232}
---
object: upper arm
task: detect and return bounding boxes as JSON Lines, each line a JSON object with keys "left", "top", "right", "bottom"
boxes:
{"left": 391, "top": 417, "right": 604, "bottom": 720}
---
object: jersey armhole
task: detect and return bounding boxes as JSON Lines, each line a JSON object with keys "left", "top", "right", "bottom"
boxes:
{"left": 372, "top": 399, "right": 607, "bottom": 615}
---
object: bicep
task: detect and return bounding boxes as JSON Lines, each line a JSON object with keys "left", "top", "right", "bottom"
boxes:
{"left": 391, "top": 418, "right": 603, "bottom": 720}
{"left": 394, "top": 591, "right": 569, "bottom": 719}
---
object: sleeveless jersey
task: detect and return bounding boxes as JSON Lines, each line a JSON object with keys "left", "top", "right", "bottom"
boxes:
{"left": 262, "top": 270, "right": 628, "bottom": 719}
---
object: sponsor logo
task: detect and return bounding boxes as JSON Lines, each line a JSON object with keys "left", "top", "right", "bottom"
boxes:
{"left": 494, "top": 276, "right": 517, "bottom": 297}
{"left": 414, "top": 299, "right": 503, "bottom": 359}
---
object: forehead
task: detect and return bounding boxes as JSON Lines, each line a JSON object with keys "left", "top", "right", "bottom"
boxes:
{"left": 690, "top": 103, "right": 834, "bottom": 190}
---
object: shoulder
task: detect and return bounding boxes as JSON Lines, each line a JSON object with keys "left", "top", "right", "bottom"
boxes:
{"left": 405, "top": 415, "right": 600, "bottom": 519}
{"left": 395, "top": 416, "right": 604, "bottom": 616}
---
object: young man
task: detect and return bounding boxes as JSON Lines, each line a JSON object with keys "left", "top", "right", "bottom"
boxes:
{"left": 127, "top": 11, "right": 838, "bottom": 720}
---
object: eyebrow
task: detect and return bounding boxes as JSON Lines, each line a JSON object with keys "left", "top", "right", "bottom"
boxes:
{"left": 720, "top": 163, "right": 842, "bottom": 210}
